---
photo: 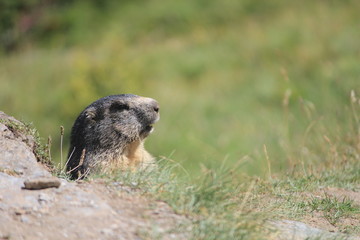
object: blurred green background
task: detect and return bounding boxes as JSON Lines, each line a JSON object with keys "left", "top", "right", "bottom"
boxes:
{"left": 1, "top": 0, "right": 359, "bottom": 177}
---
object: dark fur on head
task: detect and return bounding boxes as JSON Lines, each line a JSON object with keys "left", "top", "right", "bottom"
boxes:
{"left": 66, "top": 94, "right": 160, "bottom": 179}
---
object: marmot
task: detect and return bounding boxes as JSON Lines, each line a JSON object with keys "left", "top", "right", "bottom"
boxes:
{"left": 66, "top": 94, "right": 160, "bottom": 179}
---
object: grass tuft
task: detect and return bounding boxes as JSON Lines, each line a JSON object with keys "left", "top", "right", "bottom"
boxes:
{"left": 91, "top": 159, "right": 270, "bottom": 240}
{"left": 307, "top": 194, "right": 359, "bottom": 226}
{"left": 0, "top": 117, "right": 54, "bottom": 172}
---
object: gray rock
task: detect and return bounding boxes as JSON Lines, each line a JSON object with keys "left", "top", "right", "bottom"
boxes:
{"left": 0, "top": 112, "right": 51, "bottom": 178}
{"left": 23, "top": 177, "right": 61, "bottom": 190}
{"left": 271, "top": 220, "right": 360, "bottom": 240}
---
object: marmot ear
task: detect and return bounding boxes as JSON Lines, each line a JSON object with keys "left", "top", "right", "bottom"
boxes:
{"left": 84, "top": 107, "right": 97, "bottom": 121}
{"left": 109, "top": 102, "right": 130, "bottom": 113}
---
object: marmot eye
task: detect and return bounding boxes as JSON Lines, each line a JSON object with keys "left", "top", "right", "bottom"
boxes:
{"left": 109, "top": 102, "right": 130, "bottom": 113}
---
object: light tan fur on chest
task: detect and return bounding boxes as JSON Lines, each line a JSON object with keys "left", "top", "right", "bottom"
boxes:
{"left": 100, "top": 140, "right": 154, "bottom": 173}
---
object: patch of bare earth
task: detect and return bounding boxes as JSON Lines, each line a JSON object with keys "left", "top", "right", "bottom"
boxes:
{"left": 251, "top": 182, "right": 360, "bottom": 239}
{"left": 0, "top": 178, "right": 188, "bottom": 240}
{"left": 264, "top": 186, "right": 360, "bottom": 239}
{"left": 302, "top": 187, "right": 360, "bottom": 234}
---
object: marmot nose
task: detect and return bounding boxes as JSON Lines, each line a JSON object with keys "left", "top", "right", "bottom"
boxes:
{"left": 153, "top": 104, "right": 160, "bottom": 113}
{"left": 154, "top": 106, "right": 159, "bottom": 113}
{"left": 142, "top": 97, "right": 160, "bottom": 113}
{"left": 150, "top": 100, "right": 160, "bottom": 113}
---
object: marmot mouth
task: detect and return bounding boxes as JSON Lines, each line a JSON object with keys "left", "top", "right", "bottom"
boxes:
{"left": 141, "top": 116, "right": 159, "bottom": 138}
{"left": 145, "top": 124, "right": 154, "bottom": 133}
{"left": 140, "top": 124, "right": 155, "bottom": 138}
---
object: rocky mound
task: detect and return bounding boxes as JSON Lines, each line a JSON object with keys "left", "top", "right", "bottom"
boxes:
{"left": 0, "top": 112, "right": 186, "bottom": 240}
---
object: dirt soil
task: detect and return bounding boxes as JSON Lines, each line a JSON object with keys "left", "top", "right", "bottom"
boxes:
{"left": 0, "top": 112, "right": 188, "bottom": 240}
{"left": 302, "top": 187, "right": 360, "bottom": 234}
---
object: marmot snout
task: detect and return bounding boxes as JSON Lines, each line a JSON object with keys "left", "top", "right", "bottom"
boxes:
{"left": 66, "top": 94, "right": 160, "bottom": 179}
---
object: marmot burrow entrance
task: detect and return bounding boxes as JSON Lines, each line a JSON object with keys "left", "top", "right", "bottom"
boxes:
{"left": 66, "top": 94, "right": 160, "bottom": 179}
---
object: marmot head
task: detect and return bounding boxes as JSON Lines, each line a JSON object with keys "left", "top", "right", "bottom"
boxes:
{"left": 85, "top": 94, "right": 159, "bottom": 141}
{"left": 70, "top": 94, "right": 159, "bottom": 154}
{"left": 67, "top": 94, "right": 159, "bottom": 179}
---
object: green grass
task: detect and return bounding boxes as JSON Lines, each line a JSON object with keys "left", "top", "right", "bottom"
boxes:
{"left": 307, "top": 194, "right": 358, "bottom": 225}
{"left": 83, "top": 145, "right": 359, "bottom": 239}
{"left": 1, "top": 1, "right": 360, "bottom": 238}
{"left": 90, "top": 160, "right": 270, "bottom": 240}
{"left": 1, "top": 0, "right": 360, "bottom": 177}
